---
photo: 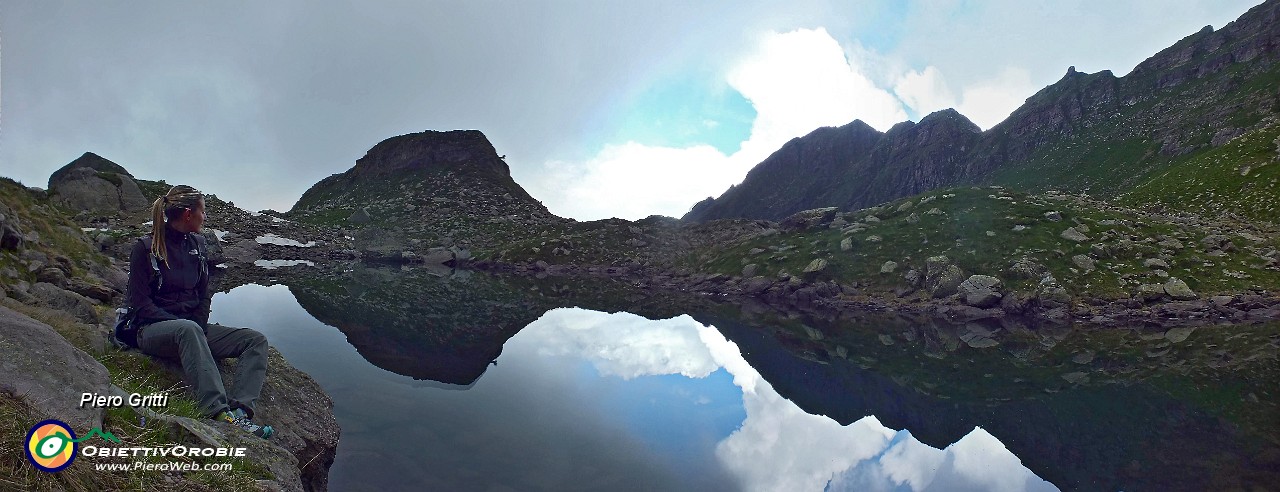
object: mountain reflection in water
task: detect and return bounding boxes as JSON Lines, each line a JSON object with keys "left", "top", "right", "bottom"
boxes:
{"left": 210, "top": 265, "right": 1277, "bottom": 491}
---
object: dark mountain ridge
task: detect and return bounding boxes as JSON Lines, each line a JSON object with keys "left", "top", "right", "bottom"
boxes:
{"left": 685, "top": 0, "right": 1280, "bottom": 223}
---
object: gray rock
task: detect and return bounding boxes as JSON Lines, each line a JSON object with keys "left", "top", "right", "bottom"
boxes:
{"left": 1158, "top": 238, "right": 1185, "bottom": 250}
{"left": 929, "top": 265, "right": 966, "bottom": 298}
{"left": 1007, "top": 257, "right": 1048, "bottom": 279}
{"left": 31, "top": 283, "right": 99, "bottom": 323}
{"left": 1143, "top": 258, "right": 1170, "bottom": 269}
{"left": 1044, "top": 211, "right": 1062, "bottom": 222}
{"left": 1138, "top": 283, "right": 1169, "bottom": 302}
{"left": 420, "top": 248, "right": 454, "bottom": 266}
{"left": 959, "top": 275, "right": 1002, "bottom": 294}
{"left": 1071, "top": 254, "right": 1096, "bottom": 272}
{"left": 897, "top": 201, "right": 914, "bottom": 212}
{"left": 1038, "top": 285, "right": 1072, "bottom": 307}
{"left": 802, "top": 258, "right": 829, "bottom": 273}
{"left": 348, "top": 207, "right": 372, "bottom": 224}
{"left": 1165, "top": 327, "right": 1196, "bottom": 343}
{"left": 880, "top": 261, "right": 898, "bottom": 274}
{"left": 925, "top": 256, "right": 951, "bottom": 277}
{"left": 35, "top": 266, "right": 69, "bottom": 287}
{"left": 903, "top": 269, "right": 922, "bottom": 287}
{"left": 864, "top": 216, "right": 881, "bottom": 223}
{"left": 865, "top": 235, "right": 882, "bottom": 243}
{"left": 0, "top": 305, "right": 109, "bottom": 431}
{"left": 840, "top": 237, "right": 853, "bottom": 251}
{"left": 741, "top": 276, "right": 773, "bottom": 296}
{"left": 49, "top": 167, "right": 148, "bottom": 212}
{"left": 959, "top": 275, "right": 1003, "bottom": 308}
{"left": 741, "top": 263, "right": 759, "bottom": 278}
{"left": 925, "top": 208, "right": 944, "bottom": 216}
{"left": 67, "top": 279, "right": 116, "bottom": 303}
{"left": 748, "top": 248, "right": 766, "bottom": 255}
{"left": 905, "top": 213, "right": 920, "bottom": 224}
{"left": 1163, "top": 278, "right": 1197, "bottom": 300}
{"left": 222, "top": 238, "right": 264, "bottom": 264}
{"left": 1060, "top": 227, "right": 1089, "bottom": 242}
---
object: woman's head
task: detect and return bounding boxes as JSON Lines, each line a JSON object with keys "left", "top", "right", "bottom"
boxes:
{"left": 150, "top": 185, "right": 205, "bottom": 267}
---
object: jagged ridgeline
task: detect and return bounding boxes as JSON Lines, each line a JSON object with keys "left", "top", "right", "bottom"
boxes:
{"left": 686, "top": 0, "right": 1280, "bottom": 223}
{"left": 288, "top": 130, "right": 565, "bottom": 253}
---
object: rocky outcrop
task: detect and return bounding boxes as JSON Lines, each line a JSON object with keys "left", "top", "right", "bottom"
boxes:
{"left": 289, "top": 130, "right": 565, "bottom": 257}
{"left": 0, "top": 305, "right": 110, "bottom": 431}
{"left": 48, "top": 153, "right": 149, "bottom": 212}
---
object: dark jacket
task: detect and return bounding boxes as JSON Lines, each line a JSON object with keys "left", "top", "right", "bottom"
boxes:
{"left": 125, "top": 225, "right": 210, "bottom": 340}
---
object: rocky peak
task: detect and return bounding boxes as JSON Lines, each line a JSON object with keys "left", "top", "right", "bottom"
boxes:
{"left": 48, "top": 152, "right": 133, "bottom": 189}
{"left": 1130, "top": 0, "right": 1280, "bottom": 90}
{"left": 46, "top": 152, "right": 148, "bottom": 213}
{"left": 349, "top": 129, "right": 512, "bottom": 181}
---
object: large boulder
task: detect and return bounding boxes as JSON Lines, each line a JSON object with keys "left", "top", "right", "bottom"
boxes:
{"left": 780, "top": 207, "right": 838, "bottom": 231}
{"left": 49, "top": 159, "right": 149, "bottom": 213}
{"left": 924, "top": 256, "right": 965, "bottom": 298}
{"left": 1163, "top": 277, "right": 1198, "bottom": 300}
{"left": 959, "top": 275, "right": 1003, "bottom": 308}
{"left": 0, "top": 209, "right": 24, "bottom": 250}
{"left": 0, "top": 305, "right": 110, "bottom": 431}
{"left": 222, "top": 349, "right": 339, "bottom": 492}
{"left": 152, "top": 346, "right": 340, "bottom": 491}
{"left": 31, "top": 282, "right": 100, "bottom": 324}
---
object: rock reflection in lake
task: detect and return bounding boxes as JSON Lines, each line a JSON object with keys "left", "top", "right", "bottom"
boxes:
{"left": 211, "top": 265, "right": 1278, "bottom": 491}
{"left": 213, "top": 285, "right": 1056, "bottom": 491}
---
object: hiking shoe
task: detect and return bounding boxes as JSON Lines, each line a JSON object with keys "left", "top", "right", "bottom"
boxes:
{"left": 217, "top": 408, "right": 274, "bottom": 439}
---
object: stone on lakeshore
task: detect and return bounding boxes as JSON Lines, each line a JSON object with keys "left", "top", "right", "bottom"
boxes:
{"left": 880, "top": 261, "right": 898, "bottom": 274}
{"left": 1163, "top": 278, "right": 1197, "bottom": 300}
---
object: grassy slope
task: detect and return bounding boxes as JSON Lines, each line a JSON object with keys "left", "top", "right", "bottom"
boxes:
{"left": 692, "top": 186, "right": 1280, "bottom": 299}
{"left": 1120, "top": 124, "right": 1280, "bottom": 224}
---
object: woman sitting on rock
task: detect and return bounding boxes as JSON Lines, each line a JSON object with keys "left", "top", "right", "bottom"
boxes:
{"left": 118, "top": 185, "right": 273, "bottom": 438}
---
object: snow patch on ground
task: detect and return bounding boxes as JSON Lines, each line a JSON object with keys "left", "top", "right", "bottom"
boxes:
{"left": 254, "top": 259, "right": 315, "bottom": 269}
{"left": 256, "top": 233, "right": 315, "bottom": 247}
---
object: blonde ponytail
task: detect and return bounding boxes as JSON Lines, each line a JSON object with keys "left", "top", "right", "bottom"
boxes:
{"left": 150, "top": 185, "right": 204, "bottom": 268}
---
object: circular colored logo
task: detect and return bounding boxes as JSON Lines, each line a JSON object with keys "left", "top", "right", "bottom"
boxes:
{"left": 26, "top": 420, "right": 77, "bottom": 473}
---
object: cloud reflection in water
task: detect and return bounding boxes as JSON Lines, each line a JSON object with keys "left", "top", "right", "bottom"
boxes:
{"left": 520, "top": 308, "right": 1058, "bottom": 492}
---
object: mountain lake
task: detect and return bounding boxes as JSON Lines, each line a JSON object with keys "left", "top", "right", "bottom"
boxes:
{"left": 209, "top": 265, "right": 1278, "bottom": 491}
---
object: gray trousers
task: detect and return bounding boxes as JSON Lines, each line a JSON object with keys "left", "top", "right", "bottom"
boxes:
{"left": 136, "top": 319, "right": 269, "bottom": 419}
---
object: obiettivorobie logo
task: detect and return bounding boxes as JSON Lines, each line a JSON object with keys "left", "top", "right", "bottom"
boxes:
{"left": 25, "top": 420, "right": 121, "bottom": 473}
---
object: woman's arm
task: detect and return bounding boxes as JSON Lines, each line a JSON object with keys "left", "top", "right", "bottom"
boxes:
{"left": 127, "top": 238, "right": 179, "bottom": 322}
{"left": 194, "top": 234, "right": 211, "bottom": 329}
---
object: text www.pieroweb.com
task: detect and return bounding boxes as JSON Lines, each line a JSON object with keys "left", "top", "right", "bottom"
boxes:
{"left": 94, "top": 461, "right": 233, "bottom": 472}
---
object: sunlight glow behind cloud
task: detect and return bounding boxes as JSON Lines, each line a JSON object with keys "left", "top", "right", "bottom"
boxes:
{"left": 536, "top": 28, "right": 916, "bottom": 221}
{"left": 535, "top": 27, "right": 1046, "bottom": 221}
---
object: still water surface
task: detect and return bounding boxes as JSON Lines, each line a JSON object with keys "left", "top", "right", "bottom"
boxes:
{"left": 208, "top": 267, "right": 1278, "bottom": 491}
{"left": 212, "top": 283, "right": 1055, "bottom": 491}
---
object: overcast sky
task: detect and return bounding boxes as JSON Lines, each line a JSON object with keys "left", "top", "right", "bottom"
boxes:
{"left": 0, "top": 0, "right": 1260, "bottom": 220}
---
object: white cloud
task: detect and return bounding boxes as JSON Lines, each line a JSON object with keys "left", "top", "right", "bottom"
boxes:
{"left": 535, "top": 27, "right": 911, "bottom": 221}
{"left": 894, "top": 66, "right": 958, "bottom": 118}
{"left": 893, "top": 65, "right": 1037, "bottom": 129}
{"left": 727, "top": 28, "right": 908, "bottom": 152}
{"left": 522, "top": 309, "right": 720, "bottom": 379}
{"left": 536, "top": 143, "right": 737, "bottom": 221}
{"left": 953, "top": 67, "right": 1037, "bottom": 129}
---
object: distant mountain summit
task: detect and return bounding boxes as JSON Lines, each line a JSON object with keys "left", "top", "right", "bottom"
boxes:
{"left": 685, "top": 0, "right": 1280, "bottom": 223}
{"left": 290, "top": 130, "right": 563, "bottom": 257}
